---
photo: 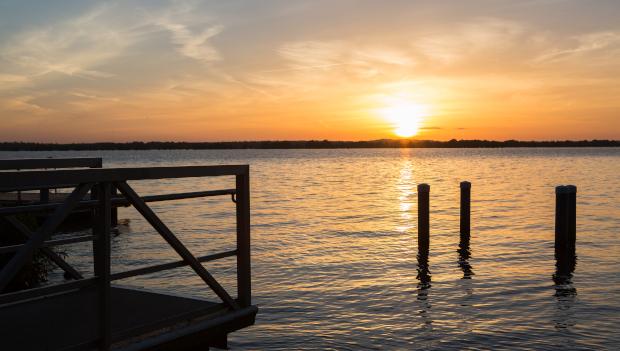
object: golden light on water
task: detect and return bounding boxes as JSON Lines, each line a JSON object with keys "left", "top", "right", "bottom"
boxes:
{"left": 377, "top": 99, "right": 430, "bottom": 138}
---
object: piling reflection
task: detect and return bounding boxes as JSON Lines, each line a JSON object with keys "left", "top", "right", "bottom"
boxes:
{"left": 396, "top": 157, "right": 414, "bottom": 233}
{"left": 416, "top": 245, "right": 432, "bottom": 330}
{"left": 457, "top": 234, "right": 474, "bottom": 279}
{"left": 553, "top": 252, "right": 576, "bottom": 295}
{"left": 553, "top": 249, "right": 577, "bottom": 329}
{"left": 416, "top": 248, "right": 431, "bottom": 291}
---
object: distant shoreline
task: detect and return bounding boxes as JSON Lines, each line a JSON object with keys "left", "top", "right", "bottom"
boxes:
{"left": 0, "top": 139, "right": 618, "bottom": 151}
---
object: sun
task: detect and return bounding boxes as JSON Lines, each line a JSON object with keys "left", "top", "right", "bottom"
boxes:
{"left": 377, "top": 100, "right": 430, "bottom": 138}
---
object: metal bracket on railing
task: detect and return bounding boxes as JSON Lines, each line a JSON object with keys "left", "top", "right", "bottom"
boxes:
{"left": 231, "top": 193, "right": 237, "bottom": 203}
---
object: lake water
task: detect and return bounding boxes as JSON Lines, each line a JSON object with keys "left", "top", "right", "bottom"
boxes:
{"left": 2, "top": 148, "right": 619, "bottom": 350}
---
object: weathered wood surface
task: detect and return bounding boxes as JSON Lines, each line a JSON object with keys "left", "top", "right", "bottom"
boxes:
{"left": 0, "top": 286, "right": 257, "bottom": 350}
{"left": 0, "top": 191, "right": 72, "bottom": 204}
{"left": 0, "top": 164, "right": 256, "bottom": 350}
{"left": 460, "top": 181, "right": 471, "bottom": 237}
{"left": 0, "top": 190, "right": 235, "bottom": 216}
{"left": 236, "top": 172, "right": 251, "bottom": 308}
{"left": 0, "top": 165, "right": 249, "bottom": 192}
{"left": 115, "top": 181, "right": 239, "bottom": 310}
{"left": 417, "top": 183, "right": 430, "bottom": 250}
{"left": 0, "top": 184, "right": 92, "bottom": 292}
{"left": 0, "top": 157, "right": 102, "bottom": 171}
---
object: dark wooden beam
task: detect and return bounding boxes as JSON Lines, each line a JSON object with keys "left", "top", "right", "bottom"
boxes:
{"left": 0, "top": 234, "right": 94, "bottom": 254}
{"left": 0, "top": 165, "right": 249, "bottom": 191}
{"left": 115, "top": 305, "right": 258, "bottom": 351}
{"left": 0, "top": 157, "right": 102, "bottom": 171}
{"left": 5, "top": 216, "right": 83, "bottom": 280}
{"left": 0, "top": 189, "right": 235, "bottom": 216}
{"left": 0, "top": 183, "right": 93, "bottom": 292}
{"left": 111, "top": 250, "right": 237, "bottom": 281}
{"left": 114, "top": 181, "right": 240, "bottom": 310}
{"left": 0, "top": 277, "right": 97, "bottom": 305}
{"left": 93, "top": 182, "right": 112, "bottom": 350}
{"left": 236, "top": 172, "right": 251, "bottom": 308}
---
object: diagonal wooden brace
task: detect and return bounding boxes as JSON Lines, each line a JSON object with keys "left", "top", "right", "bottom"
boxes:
{"left": 5, "top": 216, "right": 83, "bottom": 280}
{"left": 0, "top": 183, "right": 93, "bottom": 292}
{"left": 114, "top": 181, "right": 240, "bottom": 310}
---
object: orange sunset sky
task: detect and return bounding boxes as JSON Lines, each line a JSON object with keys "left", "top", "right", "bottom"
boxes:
{"left": 1, "top": 0, "right": 619, "bottom": 142}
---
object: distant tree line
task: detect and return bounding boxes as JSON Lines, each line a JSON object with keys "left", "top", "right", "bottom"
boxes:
{"left": 0, "top": 139, "right": 618, "bottom": 151}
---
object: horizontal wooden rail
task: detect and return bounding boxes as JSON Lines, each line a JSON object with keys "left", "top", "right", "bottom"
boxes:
{"left": 0, "top": 277, "right": 98, "bottom": 306}
{"left": 0, "top": 235, "right": 94, "bottom": 254}
{"left": 0, "top": 165, "right": 249, "bottom": 192}
{"left": 0, "top": 164, "right": 252, "bottom": 350}
{"left": 116, "top": 305, "right": 258, "bottom": 351}
{"left": 111, "top": 302, "right": 227, "bottom": 343}
{"left": 0, "top": 157, "right": 102, "bottom": 171}
{"left": 136, "top": 189, "right": 236, "bottom": 204}
{"left": 111, "top": 250, "right": 238, "bottom": 281}
{"left": 0, "top": 189, "right": 236, "bottom": 216}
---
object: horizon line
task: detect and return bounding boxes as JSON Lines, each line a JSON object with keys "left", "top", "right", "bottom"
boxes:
{"left": 0, "top": 139, "right": 618, "bottom": 151}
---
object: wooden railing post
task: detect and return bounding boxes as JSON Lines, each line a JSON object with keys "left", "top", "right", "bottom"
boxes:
{"left": 418, "top": 183, "right": 430, "bottom": 251}
{"left": 110, "top": 186, "right": 118, "bottom": 227}
{"left": 235, "top": 168, "right": 251, "bottom": 308}
{"left": 93, "top": 182, "right": 111, "bottom": 350}
{"left": 39, "top": 188, "right": 50, "bottom": 203}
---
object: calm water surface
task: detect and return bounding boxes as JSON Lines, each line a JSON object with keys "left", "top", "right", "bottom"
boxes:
{"left": 2, "top": 148, "right": 619, "bottom": 350}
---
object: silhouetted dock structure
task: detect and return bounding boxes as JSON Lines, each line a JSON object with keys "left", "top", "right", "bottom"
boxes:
{"left": 0, "top": 164, "right": 256, "bottom": 350}
{"left": 0, "top": 157, "right": 118, "bottom": 229}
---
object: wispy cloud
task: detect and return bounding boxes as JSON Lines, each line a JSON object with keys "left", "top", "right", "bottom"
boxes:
{"left": 277, "top": 40, "right": 415, "bottom": 73}
{"left": 0, "top": 0, "right": 233, "bottom": 120}
{"left": 0, "top": 0, "right": 225, "bottom": 87}
{"left": 414, "top": 18, "right": 527, "bottom": 65}
{"left": 0, "top": 94, "right": 48, "bottom": 114}
{"left": 162, "top": 23, "right": 222, "bottom": 62}
{"left": 151, "top": 3, "right": 223, "bottom": 63}
{"left": 0, "top": 4, "right": 134, "bottom": 80}
{"left": 534, "top": 31, "right": 620, "bottom": 63}
{"left": 0, "top": 74, "right": 28, "bottom": 85}
{"left": 246, "top": 40, "right": 417, "bottom": 94}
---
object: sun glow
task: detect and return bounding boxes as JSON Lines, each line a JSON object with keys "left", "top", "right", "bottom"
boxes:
{"left": 377, "top": 100, "right": 430, "bottom": 138}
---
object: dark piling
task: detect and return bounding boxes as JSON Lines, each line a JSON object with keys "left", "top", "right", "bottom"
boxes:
{"left": 460, "top": 181, "right": 471, "bottom": 238}
{"left": 555, "top": 185, "right": 577, "bottom": 273}
{"left": 417, "top": 183, "right": 430, "bottom": 251}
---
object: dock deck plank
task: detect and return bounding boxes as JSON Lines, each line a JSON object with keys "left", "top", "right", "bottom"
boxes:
{"left": 0, "top": 191, "right": 72, "bottom": 204}
{"left": 0, "top": 286, "right": 255, "bottom": 350}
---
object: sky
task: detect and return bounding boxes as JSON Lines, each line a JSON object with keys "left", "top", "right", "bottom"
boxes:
{"left": 0, "top": 0, "right": 619, "bottom": 142}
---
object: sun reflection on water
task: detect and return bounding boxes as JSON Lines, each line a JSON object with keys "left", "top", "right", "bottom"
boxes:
{"left": 395, "top": 149, "right": 414, "bottom": 233}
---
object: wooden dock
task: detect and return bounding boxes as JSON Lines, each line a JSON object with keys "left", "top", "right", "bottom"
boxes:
{"left": 0, "top": 191, "right": 77, "bottom": 203}
{"left": 0, "top": 157, "right": 115, "bottom": 229}
{"left": 0, "top": 286, "right": 257, "bottom": 350}
{"left": 0, "top": 164, "right": 257, "bottom": 350}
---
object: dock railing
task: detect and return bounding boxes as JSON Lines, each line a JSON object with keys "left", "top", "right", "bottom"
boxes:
{"left": 0, "top": 157, "right": 103, "bottom": 171}
{"left": 0, "top": 165, "right": 252, "bottom": 350}
{"left": 0, "top": 157, "right": 103, "bottom": 204}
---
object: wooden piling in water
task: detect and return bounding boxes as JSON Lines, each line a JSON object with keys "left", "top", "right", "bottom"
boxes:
{"left": 418, "top": 183, "right": 430, "bottom": 250}
{"left": 555, "top": 185, "right": 576, "bottom": 256}
{"left": 460, "top": 181, "right": 471, "bottom": 238}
